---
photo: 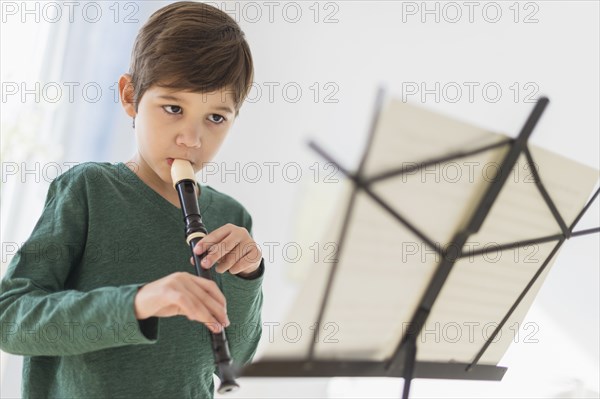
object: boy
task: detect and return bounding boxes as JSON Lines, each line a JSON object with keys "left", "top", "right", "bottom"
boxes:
{"left": 0, "top": 2, "right": 264, "bottom": 398}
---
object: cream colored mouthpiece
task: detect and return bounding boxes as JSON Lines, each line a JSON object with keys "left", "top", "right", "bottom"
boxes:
{"left": 171, "top": 159, "right": 196, "bottom": 189}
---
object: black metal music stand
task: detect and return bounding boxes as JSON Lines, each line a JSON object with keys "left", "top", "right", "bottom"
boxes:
{"left": 242, "top": 88, "right": 600, "bottom": 399}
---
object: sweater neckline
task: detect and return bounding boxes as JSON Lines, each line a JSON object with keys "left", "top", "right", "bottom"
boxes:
{"left": 115, "top": 162, "right": 213, "bottom": 220}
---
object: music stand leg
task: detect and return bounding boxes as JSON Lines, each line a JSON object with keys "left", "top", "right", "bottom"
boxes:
{"left": 402, "top": 337, "right": 417, "bottom": 399}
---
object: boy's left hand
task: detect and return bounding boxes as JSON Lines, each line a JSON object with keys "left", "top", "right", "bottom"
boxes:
{"left": 190, "top": 223, "right": 262, "bottom": 277}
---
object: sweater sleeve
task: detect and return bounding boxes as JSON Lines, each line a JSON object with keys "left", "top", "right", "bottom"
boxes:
{"left": 0, "top": 175, "right": 158, "bottom": 357}
{"left": 218, "top": 211, "right": 264, "bottom": 370}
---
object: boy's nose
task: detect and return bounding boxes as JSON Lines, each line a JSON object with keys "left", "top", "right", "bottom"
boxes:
{"left": 176, "top": 129, "right": 202, "bottom": 148}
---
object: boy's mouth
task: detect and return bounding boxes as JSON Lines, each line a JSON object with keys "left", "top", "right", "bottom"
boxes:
{"left": 167, "top": 158, "right": 194, "bottom": 166}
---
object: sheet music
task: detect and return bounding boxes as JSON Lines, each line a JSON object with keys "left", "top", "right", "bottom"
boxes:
{"left": 256, "top": 98, "right": 599, "bottom": 368}
{"left": 362, "top": 99, "right": 507, "bottom": 178}
{"left": 420, "top": 241, "right": 559, "bottom": 364}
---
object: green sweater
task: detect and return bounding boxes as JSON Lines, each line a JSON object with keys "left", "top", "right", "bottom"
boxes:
{"left": 0, "top": 162, "right": 264, "bottom": 398}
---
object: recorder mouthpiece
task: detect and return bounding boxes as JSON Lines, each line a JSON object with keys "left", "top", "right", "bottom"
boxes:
{"left": 171, "top": 159, "right": 196, "bottom": 188}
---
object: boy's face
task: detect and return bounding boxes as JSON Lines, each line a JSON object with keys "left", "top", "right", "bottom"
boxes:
{"left": 120, "top": 75, "right": 236, "bottom": 189}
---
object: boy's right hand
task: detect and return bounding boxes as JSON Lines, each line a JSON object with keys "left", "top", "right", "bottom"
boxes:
{"left": 133, "top": 272, "right": 230, "bottom": 333}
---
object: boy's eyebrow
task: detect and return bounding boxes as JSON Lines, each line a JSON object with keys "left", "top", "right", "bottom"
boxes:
{"left": 157, "top": 94, "right": 234, "bottom": 114}
{"left": 158, "top": 94, "right": 186, "bottom": 102}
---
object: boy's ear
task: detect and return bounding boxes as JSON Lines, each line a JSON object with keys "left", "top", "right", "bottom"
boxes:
{"left": 119, "top": 73, "right": 136, "bottom": 118}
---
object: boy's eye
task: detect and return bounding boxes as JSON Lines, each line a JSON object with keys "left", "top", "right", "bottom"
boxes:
{"left": 209, "top": 114, "right": 225, "bottom": 124}
{"left": 162, "top": 105, "right": 182, "bottom": 115}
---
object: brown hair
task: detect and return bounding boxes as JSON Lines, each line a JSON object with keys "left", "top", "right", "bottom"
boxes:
{"left": 128, "top": 1, "right": 253, "bottom": 116}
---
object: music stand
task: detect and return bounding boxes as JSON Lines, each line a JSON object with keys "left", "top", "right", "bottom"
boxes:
{"left": 242, "top": 88, "right": 600, "bottom": 398}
